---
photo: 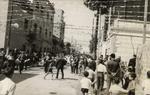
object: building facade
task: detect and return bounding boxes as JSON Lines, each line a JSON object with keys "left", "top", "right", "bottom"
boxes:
{"left": 31, "top": 0, "right": 55, "bottom": 52}
{"left": 99, "top": 19, "right": 150, "bottom": 62}
{"left": 3, "top": 0, "right": 55, "bottom": 52}
{"left": 52, "top": 9, "right": 65, "bottom": 53}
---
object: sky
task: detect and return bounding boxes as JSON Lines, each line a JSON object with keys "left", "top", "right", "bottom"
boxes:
{"left": 50, "top": 0, "right": 95, "bottom": 53}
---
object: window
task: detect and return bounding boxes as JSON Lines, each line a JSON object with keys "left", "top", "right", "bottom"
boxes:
{"left": 34, "top": 23, "right": 37, "bottom": 33}
{"left": 41, "top": 6, "right": 44, "bottom": 13}
{"left": 49, "top": 31, "right": 51, "bottom": 37}
{"left": 24, "top": 19, "right": 28, "bottom": 30}
{"left": 39, "top": 27, "right": 42, "bottom": 37}
{"left": 47, "top": 12, "right": 49, "bottom": 19}
{"left": 36, "top": 2, "right": 39, "bottom": 9}
{"left": 45, "top": 29, "right": 48, "bottom": 37}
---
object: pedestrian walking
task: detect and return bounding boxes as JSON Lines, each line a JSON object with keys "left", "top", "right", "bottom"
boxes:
{"left": 43, "top": 55, "right": 50, "bottom": 73}
{"left": 18, "top": 52, "right": 25, "bottom": 74}
{"left": 56, "top": 55, "right": 67, "bottom": 79}
{"left": 44, "top": 57, "right": 55, "bottom": 80}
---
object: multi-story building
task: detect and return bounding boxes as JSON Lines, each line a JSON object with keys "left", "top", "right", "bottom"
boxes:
{"left": 6, "top": 0, "right": 33, "bottom": 51}
{"left": 1, "top": 0, "right": 55, "bottom": 53}
{"left": 113, "top": 0, "right": 150, "bottom": 21}
{"left": 97, "top": 0, "right": 150, "bottom": 61}
{"left": 99, "top": 19, "right": 150, "bottom": 62}
{"left": 31, "top": 0, "right": 55, "bottom": 52}
{"left": 53, "top": 9, "right": 65, "bottom": 53}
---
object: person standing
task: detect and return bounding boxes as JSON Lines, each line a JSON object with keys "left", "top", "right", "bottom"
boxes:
{"left": 97, "top": 57, "right": 107, "bottom": 91}
{"left": 0, "top": 60, "right": 16, "bottom": 95}
{"left": 56, "top": 54, "right": 67, "bottom": 79}
{"left": 80, "top": 71, "right": 92, "bottom": 95}
{"left": 74, "top": 56, "right": 79, "bottom": 74}
{"left": 106, "top": 53, "right": 120, "bottom": 92}
{"left": 128, "top": 55, "right": 136, "bottom": 73}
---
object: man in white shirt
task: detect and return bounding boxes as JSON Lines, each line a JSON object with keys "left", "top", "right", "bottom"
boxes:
{"left": 97, "top": 57, "right": 107, "bottom": 91}
{"left": 0, "top": 61, "right": 16, "bottom": 95}
{"left": 0, "top": 76, "right": 16, "bottom": 95}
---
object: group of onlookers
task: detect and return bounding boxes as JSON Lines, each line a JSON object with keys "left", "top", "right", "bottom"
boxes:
{"left": 79, "top": 53, "right": 149, "bottom": 95}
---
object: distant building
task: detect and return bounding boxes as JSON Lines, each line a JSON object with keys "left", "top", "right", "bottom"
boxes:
{"left": 53, "top": 9, "right": 65, "bottom": 53}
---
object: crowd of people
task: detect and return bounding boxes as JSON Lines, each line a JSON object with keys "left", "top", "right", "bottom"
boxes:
{"left": 79, "top": 53, "right": 138, "bottom": 95}
{"left": 1, "top": 47, "right": 150, "bottom": 95}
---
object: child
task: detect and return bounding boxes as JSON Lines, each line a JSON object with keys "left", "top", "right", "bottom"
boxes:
{"left": 127, "top": 72, "right": 136, "bottom": 95}
{"left": 80, "top": 71, "right": 92, "bottom": 95}
{"left": 142, "top": 71, "right": 150, "bottom": 95}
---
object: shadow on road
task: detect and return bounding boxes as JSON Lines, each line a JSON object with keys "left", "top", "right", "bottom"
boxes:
{"left": 12, "top": 73, "right": 38, "bottom": 84}
{"left": 63, "top": 78, "right": 78, "bottom": 80}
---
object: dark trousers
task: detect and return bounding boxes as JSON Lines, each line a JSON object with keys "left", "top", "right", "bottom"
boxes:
{"left": 70, "top": 65, "right": 74, "bottom": 73}
{"left": 74, "top": 66, "right": 78, "bottom": 74}
{"left": 97, "top": 72, "right": 104, "bottom": 91}
{"left": 19, "top": 63, "right": 24, "bottom": 74}
{"left": 56, "top": 68, "right": 64, "bottom": 79}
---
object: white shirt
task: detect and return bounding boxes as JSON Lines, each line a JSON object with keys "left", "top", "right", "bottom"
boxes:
{"left": 109, "top": 84, "right": 128, "bottom": 95}
{"left": 97, "top": 64, "right": 107, "bottom": 72}
{"left": 142, "top": 79, "right": 150, "bottom": 95}
{"left": 0, "top": 77, "right": 16, "bottom": 95}
{"left": 80, "top": 77, "right": 91, "bottom": 89}
{"left": 87, "top": 69, "right": 95, "bottom": 79}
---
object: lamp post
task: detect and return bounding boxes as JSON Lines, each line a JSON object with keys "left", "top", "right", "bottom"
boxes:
{"left": 143, "top": 0, "right": 148, "bottom": 44}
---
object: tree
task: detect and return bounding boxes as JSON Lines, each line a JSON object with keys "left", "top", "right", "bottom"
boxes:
{"left": 65, "top": 42, "right": 71, "bottom": 54}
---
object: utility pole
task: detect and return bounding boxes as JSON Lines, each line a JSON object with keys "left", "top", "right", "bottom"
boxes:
{"left": 108, "top": 7, "right": 112, "bottom": 38}
{"left": 94, "top": 8, "right": 100, "bottom": 60}
{"left": 5, "top": 0, "right": 13, "bottom": 55}
{"left": 143, "top": 0, "right": 148, "bottom": 44}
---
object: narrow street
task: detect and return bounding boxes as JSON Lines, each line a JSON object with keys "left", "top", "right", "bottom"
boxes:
{"left": 12, "top": 67, "right": 82, "bottom": 95}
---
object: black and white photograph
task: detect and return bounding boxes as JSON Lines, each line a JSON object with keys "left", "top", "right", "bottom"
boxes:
{"left": 0, "top": 0, "right": 150, "bottom": 95}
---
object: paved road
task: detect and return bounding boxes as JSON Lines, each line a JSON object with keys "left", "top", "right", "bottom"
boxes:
{"left": 12, "top": 67, "right": 82, "bottom": 95}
